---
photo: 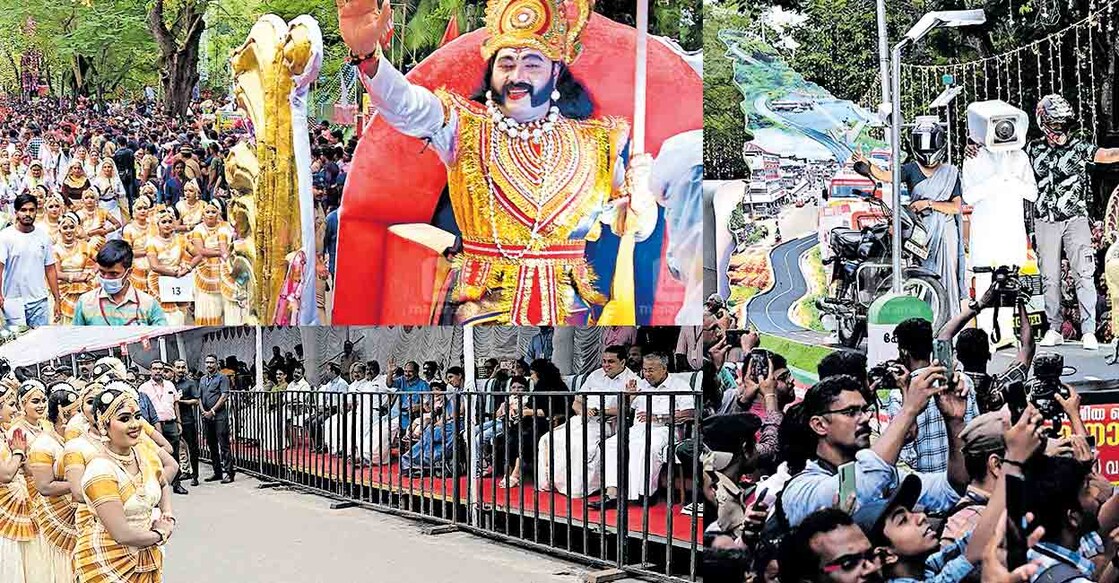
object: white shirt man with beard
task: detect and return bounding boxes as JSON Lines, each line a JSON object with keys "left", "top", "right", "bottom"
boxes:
{"left": 591, "top": 353, "right": 696, "bottom": 508}
{"left": 536, "top": 345, "right": 638, "bottom": 497}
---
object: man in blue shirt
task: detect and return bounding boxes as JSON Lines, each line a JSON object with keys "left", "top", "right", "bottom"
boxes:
{"left": 390, "top": 361, "right": 429, "bottom": 440}
{"left": 526, "top": 326, "right": 554, "bottom": 361}
{"left": 781, "top": 371, "right": 968, "bottom": 528}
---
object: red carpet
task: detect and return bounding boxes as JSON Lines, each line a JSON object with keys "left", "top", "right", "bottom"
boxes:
{"left": 233, "top": 441, "right": 703, "bottom": 546}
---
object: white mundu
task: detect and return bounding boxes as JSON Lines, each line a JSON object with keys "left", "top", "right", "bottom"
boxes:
{"left": 603, "top": 374, "right": 696, "bottom": 500}
{"left": 536, "top": 366, "right": 639, "bottom": 497}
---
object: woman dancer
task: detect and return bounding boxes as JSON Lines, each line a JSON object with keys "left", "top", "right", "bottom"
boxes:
{"left": 190, "top": 198, "right": 234, "bottom": 325}
{"left": 73, "top": 387, "right": 174, "bottom": 583}
{"left": 0, "top": 380, "right": 33, "bottom": 583}
{"left": 174, "top": 179, "right": 205, "bottom": 233}
{"left": 8, "top": 380, "right": 52, "bottom": 583}
{"left": 77, "top": 187, "right": 122, "bottom": 253}
{"left": 36, "top": 195, "right": 64, "bottom": 244}
{"left": 122, "top": 194, "right": 155, "bottom": 294}
{"left": 28, "top": 383, "right": 81, "bottom": 583}
{"left": 53, "top": 211, "right": 96, "bottom": 323}
{"left": 147, "top": 207, "right": 197, "bottom": 325}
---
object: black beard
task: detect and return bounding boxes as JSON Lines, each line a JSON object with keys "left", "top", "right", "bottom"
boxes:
{"left": 491, "top": 76, "right": 556, "bottom": 109}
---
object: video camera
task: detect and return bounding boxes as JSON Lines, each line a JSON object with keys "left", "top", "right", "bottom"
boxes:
{"left": 973, "top": 265, "right": 1022, "bottom": 307}
{"left": 1025, "top": 353, "right": 1072, "bottom": 436}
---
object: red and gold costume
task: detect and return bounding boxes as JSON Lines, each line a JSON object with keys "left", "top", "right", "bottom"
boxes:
{"left": 356, "top": 0, "right": 653, "bottom": 325}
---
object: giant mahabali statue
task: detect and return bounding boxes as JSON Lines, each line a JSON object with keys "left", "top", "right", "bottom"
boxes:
{"left": 332, "top": 0, "right": 701, "bottom": 325}
{"left": 230, "top": 14, "right": 323, "bottom": 324}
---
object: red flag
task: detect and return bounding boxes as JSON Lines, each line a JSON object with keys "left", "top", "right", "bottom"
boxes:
{"left": 440, "top": 14, "right": 460, "bottom": 47}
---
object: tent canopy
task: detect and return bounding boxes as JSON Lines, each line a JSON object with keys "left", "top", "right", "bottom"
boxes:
{"left": 0, "top": 326, "right": 193, "bottom": 367}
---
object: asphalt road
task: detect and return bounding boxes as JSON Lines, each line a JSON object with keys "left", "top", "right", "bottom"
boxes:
{"left": 745, "top": 234, "right": 826, "bottom": 346}
{"left": 163, "top": 476, "right": 634, "bottom": 583}
{"left": 754, "top": 95, "right": 852, "bottom": 161}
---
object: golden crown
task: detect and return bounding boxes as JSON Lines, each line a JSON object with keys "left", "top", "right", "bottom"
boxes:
{"left": 481, "top": 0, "right": 593, "bottom": 64}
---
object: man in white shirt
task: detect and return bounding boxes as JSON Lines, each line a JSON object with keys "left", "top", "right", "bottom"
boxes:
{"left": 39, "top": 137, "right": 68, "bottom": 185}
{"left": 591, "top": 353, "right": 696, "bottom": 509}
{"left": 138, "top": 360, "right": 188, "bottom": 495}
{"left": 0, "top": 193, "right": 61, "bottom": 326}
{"left": 315, "top": 362, "right": 350, "bottom": 454}
{"left": 536, "top": 345, "right": 638, "bottom": 497}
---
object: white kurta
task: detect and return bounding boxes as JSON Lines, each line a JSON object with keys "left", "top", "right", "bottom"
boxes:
{"left": 603, "top": 374, "right": 695, "bottom": 499}
{"left": 536, "top": 367, "right": 639, "bottom": 497}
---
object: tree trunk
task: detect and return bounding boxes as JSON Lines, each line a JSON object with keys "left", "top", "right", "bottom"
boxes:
{"left": 148, "top": 0, "right": 206, "bottom": 119}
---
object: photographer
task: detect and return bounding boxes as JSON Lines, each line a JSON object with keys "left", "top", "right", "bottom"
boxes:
{"left": 886, "top": 318, "right": 979, "bottom": 473}
{"left": 779, "top": 370, "right": 967, "bottom": 528}
{"left": 936, "top": 279, "right": 1035, "bottom": 413}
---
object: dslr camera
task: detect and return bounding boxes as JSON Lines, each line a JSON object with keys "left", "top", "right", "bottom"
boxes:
{"left": 868, "top": 361, "right": 902, "bottom": 392}
{"left": 967, "top": 100, "right": 1028, "bottom": 152}
{"left": 1025, "top": 353, "right": 1071, "bottom": 435}
{"left": 973, "top": 265, "right": 1022, "bottom": 308}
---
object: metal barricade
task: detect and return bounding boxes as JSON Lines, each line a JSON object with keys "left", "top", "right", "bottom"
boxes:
{"left": 208, "top": 386, "right": 703, "bottom": 582}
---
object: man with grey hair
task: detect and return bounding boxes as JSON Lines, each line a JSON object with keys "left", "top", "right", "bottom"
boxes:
{"left": 590, "top": 352, "right": 696, "bottom": 509}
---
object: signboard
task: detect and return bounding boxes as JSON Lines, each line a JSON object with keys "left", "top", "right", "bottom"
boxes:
{"left": 1062, "top": 403, "right": 1119, "bottom": 483}
{"left": 158, "top": 276, "right": 195, "bottom": 303}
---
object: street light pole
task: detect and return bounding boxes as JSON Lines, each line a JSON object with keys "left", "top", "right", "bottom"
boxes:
{"left": 890, "top": 39, "right": 908, "bottom": 294}
{"left": 876, "top": 0, "right": 891, "bottom": 104}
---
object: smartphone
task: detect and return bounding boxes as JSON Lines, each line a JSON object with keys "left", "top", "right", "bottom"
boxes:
{"left": 1005, "top": 380, "right": 1028, "bottom": 424}
{"left": 838, "top": 462, "right": 857, "bottom": 511}
{"left": 724, "top": 329, "right": 745, "bottom": 347}
{"left": 932, "top": 339, "right": 955, "bottom": 387}
{"left": 1006, "top": 474, "right": 1028, "bottom": 570}
{"left": 1087, "top": 435, "right": 1098, "bottom": 448}
{"left": 749, "top": 349, "right": 770, "bottom": 381}
{"left": 752, "top": 487, "right": 769, "bottom": 510}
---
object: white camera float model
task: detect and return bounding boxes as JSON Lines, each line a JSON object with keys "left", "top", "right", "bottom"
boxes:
{"left": 967, "top": 100, "right": 1028, "bottom": 152}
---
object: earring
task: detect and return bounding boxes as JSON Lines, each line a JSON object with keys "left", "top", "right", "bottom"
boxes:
{"left": 550, "top": 89, "right": 560, "bottom": 101}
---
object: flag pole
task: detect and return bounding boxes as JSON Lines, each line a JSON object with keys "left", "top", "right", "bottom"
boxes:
{"left": 598, "top": 0, "right": 647, "bottom": 326}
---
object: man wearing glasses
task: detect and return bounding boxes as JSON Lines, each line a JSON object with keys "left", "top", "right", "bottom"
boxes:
{"left": 781, "top": 372, "right": 969, "bottom": 528}
{"left": 778, "top": 508, "right": 886, "bottom": 583}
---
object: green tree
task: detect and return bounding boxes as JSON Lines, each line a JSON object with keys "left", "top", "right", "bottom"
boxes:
{"left": 704, "top": 2, "right": 754, "bottom": 179}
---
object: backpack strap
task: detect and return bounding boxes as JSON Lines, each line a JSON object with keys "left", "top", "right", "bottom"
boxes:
{"left": 1033, "top": 561, "right": 1084, "bottom": 583}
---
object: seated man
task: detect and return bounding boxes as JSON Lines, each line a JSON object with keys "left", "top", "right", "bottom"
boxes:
{"left": 590, "top": 352, "right": 695, "bottom": 509}
{"left": 536, "top": 344, "right": 638, "bottom": 497}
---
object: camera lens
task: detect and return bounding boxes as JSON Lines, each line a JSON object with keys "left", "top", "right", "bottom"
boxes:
{"left": 993, "top": 119, "right": 1016, "bottom": 142}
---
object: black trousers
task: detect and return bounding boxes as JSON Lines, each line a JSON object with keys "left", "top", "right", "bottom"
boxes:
{"left": 181, "top": 420, "right": 200, "bottom": 480}
{"left": 159, "top": 421, "right": 183, "bottom": 486}
{"left": 202, "top": 417, "right": 234, "bottom": 478}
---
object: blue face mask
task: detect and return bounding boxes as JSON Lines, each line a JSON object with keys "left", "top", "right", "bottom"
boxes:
{"left": 100, "top": 273, "right": 127, "bottom": 295}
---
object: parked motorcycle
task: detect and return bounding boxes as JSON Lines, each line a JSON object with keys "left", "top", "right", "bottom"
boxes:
{"left": 816, "top": 161, "right": 950, "bottom": 348}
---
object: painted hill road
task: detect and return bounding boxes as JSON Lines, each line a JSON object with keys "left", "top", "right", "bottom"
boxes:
{"left": 746, "top": 235, "right": 828, "bottom": 346}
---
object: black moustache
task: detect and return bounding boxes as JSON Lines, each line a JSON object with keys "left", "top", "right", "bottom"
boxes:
{"left": 503, "top": 84, "right": 533, "bottom": 96}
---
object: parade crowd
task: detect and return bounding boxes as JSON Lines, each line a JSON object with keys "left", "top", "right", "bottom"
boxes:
{"left": 700, "top": 272, "right": 1119, "bottom": 583}
{"left": 0, "top": 350, "right": 246, "bottom": 583}
{"left": 0, "top": 94, "right": 250, "bottom": 326}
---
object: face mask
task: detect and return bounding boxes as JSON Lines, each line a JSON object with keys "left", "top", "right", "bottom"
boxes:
{"left": 100, "top": 273, "right": 127, "bottom": 294}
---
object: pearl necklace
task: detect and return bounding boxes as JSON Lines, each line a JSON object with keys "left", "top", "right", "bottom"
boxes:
{"left": 485, "top": 91, "right": 560, "bottom": 143}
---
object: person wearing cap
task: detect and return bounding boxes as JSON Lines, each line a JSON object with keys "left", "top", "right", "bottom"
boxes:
{"left": 856, "top": 406, "right": 1044, "bottom": 583}
{"left": 780, "top": 371, "right": 967, "bottom": 529}
{"left": 174, "top": 144, "right": 202, "bottom": 181}
{"left": 700, "top": 412, "right": 764, "bottom": 541}
{"left": 940, "top": 412, "right": 1007, "bottom": 545}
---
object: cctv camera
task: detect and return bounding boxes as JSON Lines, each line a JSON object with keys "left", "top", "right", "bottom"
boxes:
{"left": 967, "top": 100, "right": 1027, "bottom": 152}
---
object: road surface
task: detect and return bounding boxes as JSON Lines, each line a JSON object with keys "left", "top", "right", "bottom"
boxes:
{"left": 164, "top": 476, "right": 639, "bottom": 583}
{"left": 746, "top": 234, "right": 827, "bottom": 345}
{"left": 754, "top": 95, "right": 852, "bottom": 161}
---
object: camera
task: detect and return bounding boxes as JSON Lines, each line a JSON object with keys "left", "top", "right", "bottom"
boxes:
{"left": 868, "top": 361, "right": 900, "bottom": 392}
{"left": 1025, "top": 352, "right": 1070, "bottom": 435}
{"left": 974, "top": 265, "right": 1022, "bottom": 307}
{"left": 967, "top": 100, "right": 1028, "bottom": 152}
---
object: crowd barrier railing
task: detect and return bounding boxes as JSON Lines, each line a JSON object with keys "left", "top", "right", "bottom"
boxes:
{"left": 198, "top": 387, "right": 704, "bottom": 582}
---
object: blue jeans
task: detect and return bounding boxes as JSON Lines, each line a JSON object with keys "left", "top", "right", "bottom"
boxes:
{"left": 472, "top": 419, "right": 505, "bottom": 474}
{"left": 24, "top": 297, "right": 48, "bottom": 327}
